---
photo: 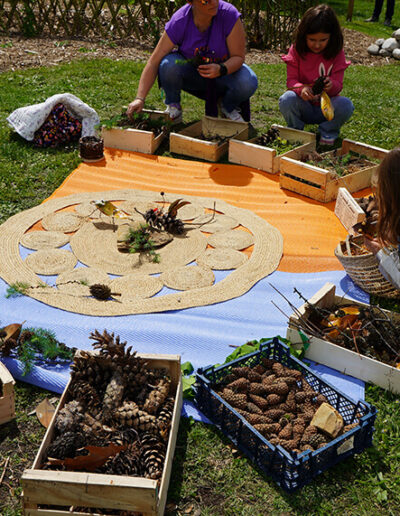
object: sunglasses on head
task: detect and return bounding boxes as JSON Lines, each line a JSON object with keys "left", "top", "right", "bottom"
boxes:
{"left": 200, "top": 0, "right": 210, "bottom": 4}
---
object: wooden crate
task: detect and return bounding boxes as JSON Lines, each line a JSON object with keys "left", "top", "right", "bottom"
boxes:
{"left": 228, "top": 125, "right": 315, "bottom": 174}
{"left": 286, "top": 282, "right": 400, "bottom": 394}
{"left": 22, "top": 353, "right": 182, "bottom": 516}
{"left": 170, "top": 115, "right": 249, "bottom": 162}
{"left": 102, "top": 110, "right": 169, "bottom": 154}
{"left": 279, "top": 139, "right": 388, "bottom": 202}
{"left": 334, "top": 187, "right": 366, "bottom": 234}
{"left": 0, "top": 361, "right": 15, "bottom": 425}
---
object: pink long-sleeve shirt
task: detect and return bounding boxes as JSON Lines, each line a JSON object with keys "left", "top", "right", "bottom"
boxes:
{"left": 281, "top": 45, "right": 351, "bottom": 97}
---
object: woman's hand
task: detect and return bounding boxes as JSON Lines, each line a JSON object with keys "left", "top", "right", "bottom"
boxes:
{"left": 197, "top": 63, "right": 221, "bottom": 79}
{"left": 323, "top": 77, "right": 333, "bottom": 92}
{"left": 363, "top": 236, "right": 382, "bottom": 255}
{"left": 126, "top": 98, "right": 144, "bottom": 119}
{"left": 300, "top": 86, "right": 317, "bottom": 102}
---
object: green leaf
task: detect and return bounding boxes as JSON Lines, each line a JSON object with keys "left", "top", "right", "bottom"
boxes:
{"left": 181, "top": 361, "right": 194, "bottom": 376}
{"left": 182, "top": 375, "right": 196, "bottom": 401}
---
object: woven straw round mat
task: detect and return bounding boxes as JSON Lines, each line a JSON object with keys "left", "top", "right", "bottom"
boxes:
{"left": 0, "top": 189, "right": 283, "bottom": 315}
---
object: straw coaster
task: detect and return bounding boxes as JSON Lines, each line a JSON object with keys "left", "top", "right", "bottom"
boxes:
{"left": 177, "top": 203, "right": 204, "bottom": 220}
{"left": 74, "top": 201, "right": 103, "bottom": 218}
{"left": 110, "top": 273, "right": 163, "bottom": 300}
{"left": 196, "top": 248, "right": 248, "bottom": 270}
{"left": 193, "top": 213, "right": 238, "bottom": 233}
{"left": 118, "top": 200, "right": 158, "bottom": 217}
{"left": 25, "top": 249, "right": 77, "bottom": 275}
{"left": 161, "top": 265, "right": 215, "bottom": 291}
{"left": 20, "top": 230, "right": 70, "bottom": 250}
{"left": 42, "top": 212, "right": 84, "bottom": 232}
{"left": 56, "top": 267, "right": 110, "bottom": 296}
{"left": 0, "top": 189, "right": 283, "bottom": 315}
{"left": 70, "top": 220, "right": 207, "bottom": 275}
{"left": 208, "top": 229, "right": 254, "bottom": 250}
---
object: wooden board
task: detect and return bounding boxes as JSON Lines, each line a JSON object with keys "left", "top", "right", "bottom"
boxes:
{"left": 334, "top": 187, "right": 366, "bottom": 234}
{"left": 228, "top": 125, "right": 315, "bottom": 174}
{"left": 279, "top": 140, "right": 389, "bottom": 203}
{"left": 286, "top": 282, "right": 400, "bottom": 394}
{"left": 102, "top": 110, "right": 168, "bottom": 154}
{"left": 170, "top": 116, "right": 249, "bottom": 162}
{"left": 22, "top": 353, "right": 182, "bottom": 516}
{"left": 0, "top": 361, "right": 15, "bottom": 425}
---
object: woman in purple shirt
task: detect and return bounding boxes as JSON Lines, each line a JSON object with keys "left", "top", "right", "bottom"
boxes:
{"left": 127, "top": 0, "right": 258, "bottom": 123}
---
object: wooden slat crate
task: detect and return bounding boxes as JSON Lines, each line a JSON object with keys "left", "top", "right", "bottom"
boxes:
{"left": 102, "top": 110, "right": 169, "bottom": 154}
{"left": 279, "top": 139, "right": 388, "bottom": 202}
{"left": 22, "top": 353, "right": 182, "bottom": 516}
{"left": 286, "top": 282, "right": 400, "bottom": 394}
{"left": 334, "top": 187, "right": 366, "bottom": 234}
{"left": 0, "top": 361, "right": 15, "bottom": 425}
{"left": 228, "top": 125, "right": 315, "bottom": 174}
{"left": 170, "top": 115, "right": 249, "bottom": 162}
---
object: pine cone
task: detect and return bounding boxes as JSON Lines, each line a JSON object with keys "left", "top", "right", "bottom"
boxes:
{"left": 102, "top": 445, "right": 142, "bottom": 476}
{"left": 89, "top": 283, "right": 112, "bottom": 300}
{"left": 248, "top": 382, "right": 266, "bottom": 395}
{"left": 272, "top": 362, "right": 285, "bottom": 377}
{"left": 231, "top": 366, "right": 251, "bottom": 378}
{"left": 264, "top": 409, "right": 285, "bottom": 420}
{"left": 157, "top": 397, "right": 175, "bottom": 432}
{"left": 294, "top": 391, "right": 307, "bottom": 404}
{"left": 226, "top": 377, "right": 250, "bottom": 393}
{"left": 309, "top": 433, "right": 327, "bottom": 450}
{"left": 253, "top": 364, "right": 266, "bottom": 375}
{"left": 266, "top": 394, "right": 285, "bottom": 405}
{"left": 246, "top": 402, "right": 263, "bottom": 415}
{"left": 221, "top": 389, "right": 247, "bottom": 410}
{"left": 47, "top": 431, "right": 86, "bottom": 459}
{"left": 239, "top": 411, "right": 274, "bottom": 426}
{"left": 103, "top": 368, "right": 126, "bottom": 420}
{"left": 247, "top": 370, "right": 262, "bottom": 383}
{"left": 68, "top": 381, "right": 102, "bottom": 416}
{"left": 248, "top": 394, "right": 269, "bottom": 412}
{"left": 278, "top": 423, "right": 293, "bottom": 440}
{"left": 300, "top": 425, "right": 318, "bottom": 444}
{"left": 140, "top": 433, "right": 166, "bottom": 480}
{"left": 143, "top": 377, "right": 170, "bottom": 414}
{"left": 342, "top": 422, "right": 358, "bottom": 434}
{"left": 279, "top": 376, "right": 299, "bottom": 388}
{"left": 253, "top": 423, "right": 281, "bottom": 437}
{"left": 114, "top": 402, "right": 158, "bottom": 433}
{"left": 55, "top": 400, "right": 84, "bottom": 433}
{"left": 261, "top": 375, "right": 276, "bottom": 386}
{"left": 261, "top": 357, "right": 275, "bottom": 369}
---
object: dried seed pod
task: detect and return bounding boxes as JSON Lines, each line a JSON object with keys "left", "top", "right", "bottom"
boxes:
{"left": 226, "top": 377, "right": 250, "bottom": 393}
{"left": 278, "top": 423, "right": 293, "bottom": 440}
{"left": 254, "top": 423, "right": 281, "bottom": 436}
{"left": 248, "top": 394, "right": 269, "bottom": 411}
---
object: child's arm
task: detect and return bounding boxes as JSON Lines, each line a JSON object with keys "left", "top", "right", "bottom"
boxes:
{"left": 326, "top": 50, "right": 351, "bottom": 97}
{"left": 282, "top": 46, "right": 304, "bottom": 94}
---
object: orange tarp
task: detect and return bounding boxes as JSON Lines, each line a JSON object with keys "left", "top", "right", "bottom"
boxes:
{"left": 47, "top": 148, "right": 370, "bottom": 273}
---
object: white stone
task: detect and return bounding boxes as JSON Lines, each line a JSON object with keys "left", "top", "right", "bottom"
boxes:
{"left": 379, "top": 48, "right": 392, "bottom": 56}
{"left": 382, "top": 37, "right": 399, "bottom": 51}
{"left": 375, "top": 38, "right": 385, "bottom": 46}
{"left": 392, "top": 28, "right": 400, "bottom": 41}
{"left": 393, "top": 48, "right": 400, "bottom": 60}
{"left": 368, "top": 44, "right": 380, "bottom": 55}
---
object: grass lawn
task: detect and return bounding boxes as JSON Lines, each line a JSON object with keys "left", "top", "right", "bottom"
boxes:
{"left": 0, "top": 49, "right": 400, "bottom": 516}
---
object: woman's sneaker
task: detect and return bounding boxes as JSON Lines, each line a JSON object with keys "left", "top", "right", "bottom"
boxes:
{"left": 220, "top": 105, "right": 245, "bottom": 123}
{"left": 319, "top": 136, "right": 335, "bottom": 146}
{"left": 164, "top": 104, "right": 182, "bottom": 124}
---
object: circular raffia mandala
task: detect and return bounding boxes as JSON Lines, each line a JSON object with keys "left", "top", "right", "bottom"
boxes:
{"left": 0, "top": 189, "right": 283, "bottom": 316}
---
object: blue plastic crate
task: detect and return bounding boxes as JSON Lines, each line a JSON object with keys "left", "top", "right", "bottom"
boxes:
{"left": 195, "top": 337, "right": 377, "bottom": 492}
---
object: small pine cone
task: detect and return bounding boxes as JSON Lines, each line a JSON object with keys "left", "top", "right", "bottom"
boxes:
{"left": 301, "top": 379, "right": 315, "bottom": 393}
{"left": 246, "top": 402, "right": 263, "bottom": 415}
{"left": 309, "top": 433, "right": 327, "bottom": 450}
{"left": 140, "top": 433, "right": 166, "bottom": 480}
{"left": 232, "top": 366, "right": 251, "bottom": 378}
{"left": 301, "top": 401, "right": 316, "bottom": 422}
{"left": 247, "top": 370, "right": 262, "bottom": 383}
{"left": 223, "top": 374, "right": 236, "bottom": 384}
{"left": 300, "top": 444, "right": 314, "bottom": 452}
{"left": 221, "top": 389, "right": 247, "bottom": 410}
{"left": 157, "top": 397, "right": 175, "bottom": 432}
{"left": 103, "top": 369, "right": 125, "bottom": 420}
{"left": 273, "top": 382, "right": 289, "bottom": 396}
{"left": 266, "top": 394, "right": 284, "bottom": 405}
{"left": 261, "top": 375, "right": 276, "bottom": 386}
{"left": 279, "top": 376, "right": 299, "bottom": 388}
{"left": 279, "top": 416, "right": 289, "bottom": 427}
{"left": 295, "top": 391, "right": 308, "bottom": 404}
{"left": 253, "top": 364, "right": 266, "bottom": 375}
{"left": 249, "top": 394, "right": 269, "bottom": 412}
{"left": 47, "top": 431, "right": 86, "bottom": 460}
{"left": 89, "top": 283, "right": 112, "bottom": 300}
{"left": 278, "top": 438, "right": 300, "bottom": 451}
{"left": 143, "top": 378, "right": 171, "bottom": 414}
{"left": 300, "top": 425, "right": 318, "bottom": 444}
{"left": 278, "top": 423, "right": 293, "bottom": 440}
{"left": 261, "top": 357, "right": 275, "bottom": 369}
{"left": 265, "top": 409, "right": 285, "bottom": 421}
{"left": 343, "top": 422, "right": 358, "bottom": 434}
{"left": 315, "top": 394, "right": 328, "bottom": 406}
{"left": 245, "top": 413, "right": 274, "bottom": 426}
{"left": 227, "top": 377, "right": 250, "bottom": 393}
{"left": 248, "top": 382, "right": 266, "bottom": 395}
{"left": 254, "top": 423, "right": 281, "bottom": 437}
{"left": 272, "top": 362, "right": 285, "bottom": 377}
{"left": 292, "top": 421, "right": 306, "bottom": 438}
{"left": 283, "top": 391, "right": 296, "bottom": 413}
{"left": 269, "top": 437, "right": 280, "bottom": 446}
{"left": 283, "top": 367, "right": 303, "bottom": 381}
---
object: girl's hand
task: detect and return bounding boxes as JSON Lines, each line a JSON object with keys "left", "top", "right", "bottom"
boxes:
{"left": 300, "top": 86, "right": 317, "bottom": 102}
{"left": 363, "top": 236, "right": 382, "bottom": 255}
{"left": 127, "top": 98, "right": 144, "bottom": 119}
{"left": 323, "top": 77, "right": 333, "bottom": 92}
{"left": 197, "top": 63, "right": 220, "bottom": 79}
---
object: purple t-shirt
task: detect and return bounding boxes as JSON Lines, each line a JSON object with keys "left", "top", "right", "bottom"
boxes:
{"left": 165, "top": 1, "right": 240, "bottom": 63}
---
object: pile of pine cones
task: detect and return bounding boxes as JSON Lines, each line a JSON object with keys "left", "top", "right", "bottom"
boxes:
{"left": 216, "top": 358, "right": 357, "bottom": 454}
{"left": 43, "top": 330, "right": 175, "bottom": 481}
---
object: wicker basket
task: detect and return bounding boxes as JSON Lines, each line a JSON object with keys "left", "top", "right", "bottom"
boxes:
{"left": 335, "top": 234, "right": 400, "bottom": 298}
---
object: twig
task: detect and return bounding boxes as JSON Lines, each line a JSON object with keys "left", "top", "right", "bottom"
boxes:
{"left": 0, "top": 457, "right": 10, "bottom": 486}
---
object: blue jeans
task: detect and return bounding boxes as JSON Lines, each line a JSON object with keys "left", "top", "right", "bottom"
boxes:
{"left": 279, "top": 90, "right": 354, "bottom": 141}
{"left": 158, "top": 52, "right": 258, "bottom": 113}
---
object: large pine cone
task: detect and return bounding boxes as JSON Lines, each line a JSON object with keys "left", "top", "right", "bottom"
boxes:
{"left": 140, "top": 433, "right": 166, "bottom": 480}
{"left": 47, "top": 431, "right": 86, "bottom": 459}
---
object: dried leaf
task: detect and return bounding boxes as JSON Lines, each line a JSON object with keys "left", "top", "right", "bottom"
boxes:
{"left": 339, "top": 306, "right": 360, "bottom": 316}
{"left": 47, "top": 443, "right": 127, "bottom": 471}
{"left": 36, "top": 398, "right": 56, "bottom": 428}
{"left": 1, "top": 323, "right": 24, "bottom": 342}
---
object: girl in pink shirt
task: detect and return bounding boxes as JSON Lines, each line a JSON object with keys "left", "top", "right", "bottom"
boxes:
{"left": 279, "top": 4, "right": 353, "bottom": 146}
